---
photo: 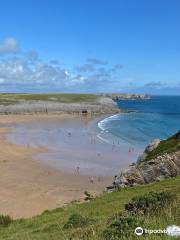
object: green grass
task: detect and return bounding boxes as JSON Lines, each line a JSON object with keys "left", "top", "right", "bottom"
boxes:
{"left": 0, "top": 93, "right": 100, "bottom": 105}
{"left": 145, "top": 131, "right": 180, "bottom": 161}
{"left": 0, "top": 176, "right": 179, "bottom": 240}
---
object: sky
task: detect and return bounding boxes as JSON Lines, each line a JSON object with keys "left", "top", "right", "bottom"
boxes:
{"left": 0, "top": 0, "right": 179, "bottom": 94}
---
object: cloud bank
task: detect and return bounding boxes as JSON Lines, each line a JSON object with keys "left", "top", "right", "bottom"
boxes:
{"left": 0, "top": 37, "right": 124, "bottom": 92}
{"left": 0, "top": 37, "right": 20, "bottom": 54}
{"left": 0, "top": 37, "right": 178, "bottom": 94}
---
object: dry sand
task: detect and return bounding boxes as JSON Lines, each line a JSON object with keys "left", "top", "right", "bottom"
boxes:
{"left": 0, "top": 114, "right": 112, "bottom": 219}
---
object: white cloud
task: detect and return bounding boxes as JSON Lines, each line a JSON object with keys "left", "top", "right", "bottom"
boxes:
{"left": 144, "top": 82, "right": 163, "bottom": 88}
{"left": 26, "top": 50, "right": 39, "bottom": 62}
{"left": 75, "top": 64, "right": 95, "bottom": 73}
{"left": 0, "top": 58, "right": 69, "bottom": 89}
{"left": 0, "top": 37, "right": 126, "bottom": 92}
{"left": 0, "top": 55, "right": 124, "bottom": 91}
{"left": 0, "top": 37, "right": 20, "bottom": 54}
{"left": 86, "top": 58, "right": 108, "bottom": 65}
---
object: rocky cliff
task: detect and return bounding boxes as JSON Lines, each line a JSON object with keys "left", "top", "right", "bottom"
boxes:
{"left": 0, "top": 95, "right": 120, "bottom": 115}
{"left": 111, "top": 131, "right": 180, "bottom": 189}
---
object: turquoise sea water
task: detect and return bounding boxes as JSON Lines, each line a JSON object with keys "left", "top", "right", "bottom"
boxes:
{"left": 98, "top": 96, "right": 180, "bottom": 148}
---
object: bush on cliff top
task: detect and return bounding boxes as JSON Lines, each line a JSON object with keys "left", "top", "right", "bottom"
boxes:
{"left": 103, "top": 190, "right": 177, "bottom": 239}
{"left": 63, "top": 213, "right": 95, "bottom": 229}
{"left": 146, "top": 130, "right": 180, "bottom": 160}
{"left": 125, "top": 191, "right": 176, "bottom": 215}
{"left": 103, "top": 213, "right": 142, "bottom": 239}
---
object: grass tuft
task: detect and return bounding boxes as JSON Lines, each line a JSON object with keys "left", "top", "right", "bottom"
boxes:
{"left": 125, "top": 191, "right": 176, "bottom": 215}
{"left": 63, "top": 213, "right": 95, "bottom": 229}
{"left": 0, "top": 215, "right": 13, "bottom": 227}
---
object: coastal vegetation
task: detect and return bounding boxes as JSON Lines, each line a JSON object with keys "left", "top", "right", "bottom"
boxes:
{"left": 0, "top": 93, "right": 120, "bottom": 114}
{"left": 124, "top": 191, "right": 176, "bottom": 215}
{"left": 0, "top": 176, "right": 179, "bottom": 239}
{"left": 0, "top": 93, "right": 151, "bottom": 106}
{"left": 0, "top": 215, "right": 12, "bottom": 227}
{"left": 0, "top": 93, "right": 100, "bottom": 105}
{"left": 145, "top": 131, "right": 180, "bottom": 161}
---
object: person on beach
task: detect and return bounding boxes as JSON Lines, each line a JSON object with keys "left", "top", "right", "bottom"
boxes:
{"left": 76, "top": 166, "right": 80, "bottom": 175}
{"left": 90, "top": 177, "right": 94, "bottom": 184}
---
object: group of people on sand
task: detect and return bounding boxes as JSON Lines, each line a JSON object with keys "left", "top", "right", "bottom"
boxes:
{"left": 75, "top": 166, "right": 103, "bottom": 184}
{"left": 67, "top": 130, "right": 134, "bottom": 184}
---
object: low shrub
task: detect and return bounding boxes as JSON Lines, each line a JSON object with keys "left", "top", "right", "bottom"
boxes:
{"left": 125, "top": 191, "right": 176, "bottom": 215}
{"left": 63, "top": 213, "right": 95, "bottom": 229}
{"left": 103, "top": 213, "right": 142, "bottom": 239}
{"left": 0, "top": 215, "right": 13, "bottom": 226}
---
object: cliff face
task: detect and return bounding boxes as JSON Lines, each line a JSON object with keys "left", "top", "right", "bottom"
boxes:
{"left": 112, "top": 131, "right": 180, "bottom": 189}
{"left": 0, "top": 96, "right": 120, "bottom": 115}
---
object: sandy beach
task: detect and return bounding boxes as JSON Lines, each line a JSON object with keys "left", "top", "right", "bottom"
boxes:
{"left": 0, "top": 114, "right": 114, "bottom": 219}
{"left": 0, "top": 113, "right": 139, "bottom": 219}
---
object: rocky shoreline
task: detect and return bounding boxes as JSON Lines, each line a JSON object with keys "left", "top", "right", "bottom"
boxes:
{"left": 110, "top": 93, "right": 151, "bottom": 101}
{"left": 109, "top": 131, "right": 180, "bottom": 190}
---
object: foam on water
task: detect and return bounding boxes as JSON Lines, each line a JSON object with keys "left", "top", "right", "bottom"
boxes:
{"left": 97, "top": 96, "right": 180, "bottom": 148}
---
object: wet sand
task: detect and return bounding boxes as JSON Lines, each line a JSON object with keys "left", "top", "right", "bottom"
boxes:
{"left": 0, "top": 114, "right": 112, "bottom": 219}
{"left": 0, "top": 114, "right": 138, "bottom": 219}
{"left": 7, "top": 114, "right": 140, "bottom": 176}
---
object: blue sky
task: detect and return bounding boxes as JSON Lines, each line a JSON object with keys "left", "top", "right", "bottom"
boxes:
{"left": 0, "top": 0, "right": 179, "bottom": 94}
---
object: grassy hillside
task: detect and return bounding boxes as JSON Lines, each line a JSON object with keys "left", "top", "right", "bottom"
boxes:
{"left": 146, "top": 131, "right": 180, "bottom": 161}
{"left": 0, "top": 176, "right": 179, "bottom": 240}
{"left": 0, "top": 93, "right": 100, "bottom": 105}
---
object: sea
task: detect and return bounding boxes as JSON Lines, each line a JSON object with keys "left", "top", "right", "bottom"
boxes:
{"left": 98, "top": 95, "right": 180, "bottom": 148}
